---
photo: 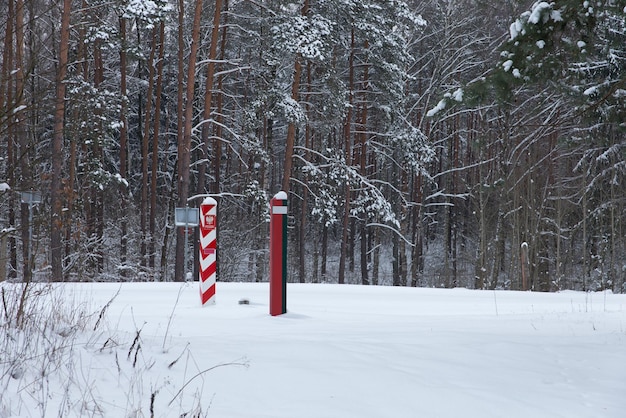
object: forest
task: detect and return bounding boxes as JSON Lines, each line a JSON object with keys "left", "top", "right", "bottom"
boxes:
{"left": 0, "top": 0, "right": 624, "bottom": 292}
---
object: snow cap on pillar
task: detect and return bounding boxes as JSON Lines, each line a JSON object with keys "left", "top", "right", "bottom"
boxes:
{"left": 274, "top": 191, "right": 287, "bottom": 200}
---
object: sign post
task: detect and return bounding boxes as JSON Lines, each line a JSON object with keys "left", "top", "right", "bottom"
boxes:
{"left": 175, "top": 206, "right": 199, "bottom": 281}
{"left": 21, "top": 191, "right": 42, "bottom": 280}
{"left": 199, "top": 197, "right": 218, "bottom": 305}
{"left": 269, "top": 191, "right": 288, "bottom": 316}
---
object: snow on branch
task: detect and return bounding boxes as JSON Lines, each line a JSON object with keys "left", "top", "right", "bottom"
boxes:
{"left": 509, "top": 1, "right": 563, "bottom": 41}
{"left": 122, "top": 0, "right": 172, "bottom": 27}
{"left": 426, "top": 88, "right": 464, "bottom": 117}
{"left": 271, "top": 14, "right": 333, "bottom": 61}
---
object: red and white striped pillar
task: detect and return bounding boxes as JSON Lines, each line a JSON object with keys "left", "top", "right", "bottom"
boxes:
{"left": 269, "top": 191, "right": 288, "bottom": 316}
{"left": 199, "top": 197, "right": 218, "bottom": 305}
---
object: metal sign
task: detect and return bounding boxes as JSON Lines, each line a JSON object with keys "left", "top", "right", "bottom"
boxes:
{"left": 175, "top": 207, "right": 199, "bottom": 227}
{"left": 21, "top": 191, "right": 42, "bottom": 204}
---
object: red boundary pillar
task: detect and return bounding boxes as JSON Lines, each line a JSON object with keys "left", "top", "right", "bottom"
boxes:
{"left": 269, "top": 191, "right": 288, "bottom": 316}
{"left": 199, "top": 197, "right": 218, "bottom": 305}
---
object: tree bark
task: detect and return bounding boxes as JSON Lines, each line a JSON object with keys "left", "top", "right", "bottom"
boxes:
{"left": 172, "top": 0, "right": 186, "bottom": 281}
{"left": 358, "top": 44, "right": 369, "bottom": 285}
{"left": 281, "top": 0, "right": 309, "bottom": 193}
{"left": 150, "top": 21, "right": 165, "bottom": 272}
{"left": 175, "top": 0, "right": 203, "bottom": 281}
{"left": 51, "top": 0, "right": 70, "bottom": 281}
{"left": 3, "top": 0, "right": 17, "bottom": 280}
{"left": 141, "top": 25, "right": 158, "bottom": 271}
{"left": 338, "top": 27, "right": 355, "bottom": 285}
{"left": 198, "top": 0, "right": 224, "bottom": 195}
{"left": 119, "top": 16, "right": 129, "bottom": 275}
{"left": 92, "top": 40, "right": 105, "bottom": 273}
{"left": 213, "top": 0, "right": 229, "bottom": 195}
{"left": 14, "top": 0, "right": 31, "bottom": 283}
{"left": 321, "top": 224, "right": 328, "bottom": 282}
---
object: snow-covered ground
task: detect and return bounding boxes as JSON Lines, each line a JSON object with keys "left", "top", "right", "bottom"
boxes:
{"left": 2, "top": 282, "right": 625, "bottom": 417}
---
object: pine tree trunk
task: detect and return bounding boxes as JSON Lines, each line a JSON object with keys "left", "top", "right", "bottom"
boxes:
{"left": 93, "top": 41, "right": 105, "bottom": 273}
{"left": 299, "top": 63, "right": 311, "bottom": 283}
{"left": 476, "top": 181, "right": 487, "bottom": 290}
{"left": 410, "top": 174, "right": 424, "bottom": 287}
{"left": 338, "top": 27, "right": 355, "bottom": 285}
{"left": 175, "top": 0, "right": 203, "bottom": 281}
{"left": 281, "top": 0, "right": 308, "bottom": 193}
{"left": 14, "top": 0, "right": 31, "bottom": 283}
{"left": 360, "top": 221, "right": 368, "bottom": 285}
{"left": 372, "top": 227, "right": 379, "bottom": 286}
{"left": 399, "top": 236, "right": 407, "bottom": 287}
{"left": 321, "top": 225, "right": 328, "bottom": 282}
{"left": 3, "top": 0, "right": 17, "bottom": 280}
{"left": 358, "top": 48, "right": 369, "bottom": 285}
{"left": 52, "top": 0, "right": 76, "bottom": 280}
{"left": 149, "top": 21, "right": 165, "bottom": 273}
{"left": 0, "top": 0, "right": 9, "bottom": 280}
{"left": 198, "top": 0, "right": 224, "bottom": 195}
{"left": 312, "top": 230, "right": 319, "bottom": 284}
{"left": 213, "top": 0, "right": 229, "bottom": 194}
{"left": 141, "top": 26, "right": 158, "bottom": 271}
{"left": 349, "top": 217, "right": 355, "bottom": 273}
{"left": 119, "top": 16, "right": 129, "bottom": 276}
{"left": 392, "top": 232, "right": 400, "bottom": 286}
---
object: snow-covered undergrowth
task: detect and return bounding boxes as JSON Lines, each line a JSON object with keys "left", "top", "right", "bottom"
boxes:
{"left": 0, "top": 283, "right": 106, "bottom": 416}
{"left": 1, "top": 282, "right": 625, "bottom": 417}
{"left": 0, "top": 283, "right": 224, "bottom": 417}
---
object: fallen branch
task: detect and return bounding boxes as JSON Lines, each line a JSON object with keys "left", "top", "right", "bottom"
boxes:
{"left": 168, "top": 359, "right": 249, "bottom": 406}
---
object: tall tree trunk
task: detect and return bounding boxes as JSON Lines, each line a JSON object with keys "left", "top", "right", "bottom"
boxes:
{"left": 489, "top": 209, "right": 504, "bottom": 290}
{"left": 198, "top": 0, "right": 224, "bottom": 195}
{"left": 213, "top": 0, "right": 229, "bottom": 195}
{"left": 0, "top": 25, "right": 7, "bottom": 281}
{"left": 299, "top": 62, "right": 311, "bottom": 283}
{"left": 358, "top": 45, "right": 369, "bottom": 285}
{"left": 338, "top": 27, "right": 355, "bottom": 285}
{"left": 93, "top": 41, "right": 105, "bottom": 273}
{"left": 64, "top": 4, "right": 84, "bottom": 275}
{"left": 0, "top": 0, "right": 11, "bottom": 152}
{"left": 150, "top": 21, "right": 165, "bottom": 273}
{"left": 372, "top": 227, "right": 379, "bottom": 286}
{"left": 51, "top": 0, "right": 71, "bottom": 281}
{"left": 175, "top": 0, "right": 203, "bottom": 282}
{"left": 119, "top": 16, "right": 129, "bottom": 275}
{"left": 172, "top": 0, "right": 186, "bottom": 282}
{"left": 160, "top": 108, "right": 176, "bottom": 278}
{"left": 349, "top": 217, "right": 355, "bottom": 273}
{"left": 476, "top": 170, "right": 487, "bottom": 290}
{"left": 3, "top": 0, "right": 17, "bottom": 280}
{"left": 194, "top": 0, "right": 225, "bottom": 283}
{"left": 281, "top": 64, "right": 302, "bottom": 193}
{"left": 15, "top": 0, "right": 30, "bottom": 283}
{"left": 582, "top": 177, "right": 588, "bottom": 291}
{"left": 141, "top": 25, "right": 158, "bottom": 271}
{"left": 321, "top": 224, "right": 328, "bottom": 282}
{"left": 392, "top": 232, "right": 400, "bottom": 286}
{"left": 281, "top": 0, "right": 309, "bottom": 193}
{"left": 411, "top": 174, "right": 424, "bottom": 287}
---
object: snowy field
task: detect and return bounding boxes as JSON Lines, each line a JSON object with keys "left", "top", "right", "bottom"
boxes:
{"left": 1, "top": 281, "right": 625, "bottom": 417}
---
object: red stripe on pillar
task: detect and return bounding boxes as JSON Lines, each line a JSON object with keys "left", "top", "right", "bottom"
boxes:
{"left": 201, "top": 262, "right": 216, "bottom": 282}
{"left": 201, "top": 284, "right": 216, "bottom": 304}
